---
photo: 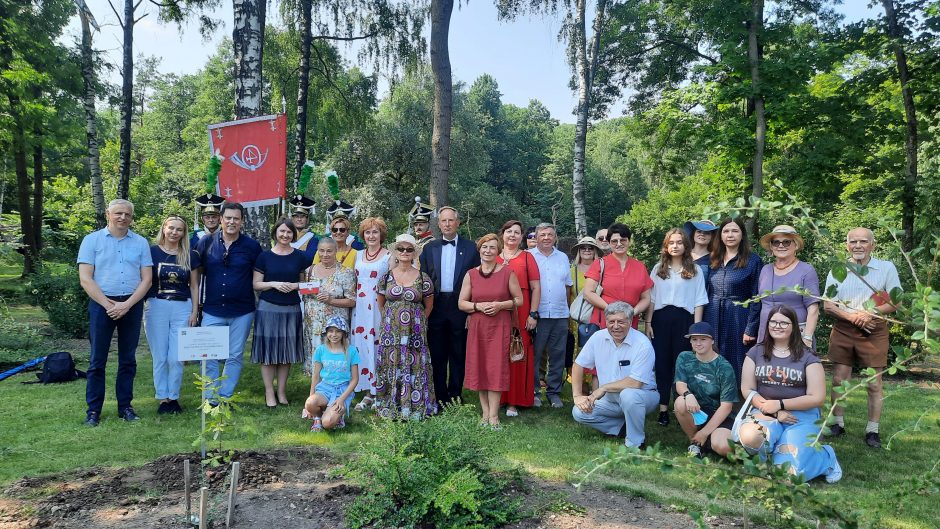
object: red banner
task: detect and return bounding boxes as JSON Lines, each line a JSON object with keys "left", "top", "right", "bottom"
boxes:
{"left": 207, "top": 114, "right": 287, "bottom": 207}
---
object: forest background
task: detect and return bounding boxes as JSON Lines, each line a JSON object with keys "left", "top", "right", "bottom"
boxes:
{"left": 0, "top": 0, "right": 939, "bottom": 299}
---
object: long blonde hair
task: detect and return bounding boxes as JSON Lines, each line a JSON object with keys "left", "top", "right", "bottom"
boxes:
{"left": 155, "top": 215, "right": 191, "bottom": 270}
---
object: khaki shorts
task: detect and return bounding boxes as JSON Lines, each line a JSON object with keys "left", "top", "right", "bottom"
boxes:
{"left": 827, "top": 319, "right": 889, "bottom": 369}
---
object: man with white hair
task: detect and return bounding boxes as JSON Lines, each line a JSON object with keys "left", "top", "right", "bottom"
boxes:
{"left": 571, "top": 301, "right": 659, "bottom": 448}
{"left": 77, "top": 199, "right": 153, "bottom": 426}
{"left": 824, "top": 227, "right": 901, "bottom": 449}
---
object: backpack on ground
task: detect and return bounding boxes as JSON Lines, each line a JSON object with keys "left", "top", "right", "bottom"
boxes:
{"left": 33, "top": 352, "right": 86, "bottom": 384}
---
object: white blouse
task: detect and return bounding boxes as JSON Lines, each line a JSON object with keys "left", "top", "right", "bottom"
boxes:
{"left": 649, "top": 263, "right": 709, "bottom": 315}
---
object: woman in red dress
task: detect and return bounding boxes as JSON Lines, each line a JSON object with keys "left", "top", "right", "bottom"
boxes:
{"left": 459, "top": 233, "right": 523, "bottom": 429}
{"left": 495, "top": 220, "right": 541, "bottom": 417}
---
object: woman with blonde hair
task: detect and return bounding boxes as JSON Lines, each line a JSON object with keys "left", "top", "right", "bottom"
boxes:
{"left": 645, "top": 228, "right": 708, "bottom": 426}
{"left": 459, "top": 233, "right": 523, "bottom": 428}
{"left": 145, "top": 215, "right": 201, "bottom": 414}
{"left": 351, "top": 217, "right": 390, "bottom": 411}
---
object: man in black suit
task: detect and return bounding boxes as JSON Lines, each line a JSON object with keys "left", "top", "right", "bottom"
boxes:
{"left": 419, "top": 206, "right": 481, "bottom": 406}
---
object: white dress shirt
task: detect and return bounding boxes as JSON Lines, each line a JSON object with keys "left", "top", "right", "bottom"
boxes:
{"left": 529, "top": 247, "right": 573, "bottom": 318}
{"left": 575, "top": 328, "right": 657, "bottom": 392}
{"left": 824, "top": 257, "right": 901, "bottom": 313}
{"left": 440, "top": 235, "right": 458, "bottom": 292}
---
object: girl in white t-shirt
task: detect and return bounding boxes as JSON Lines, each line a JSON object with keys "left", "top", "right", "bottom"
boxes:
{"left": 304, "top": 316, "right": 360, "bottom": 432}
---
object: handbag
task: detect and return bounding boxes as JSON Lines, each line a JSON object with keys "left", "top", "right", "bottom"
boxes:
{"left": 569, "top": 258, "right": 604, "bottom": 324}
{"left": 509, "top": 307, "right": 525, "bottom": 363}
{"left": 577, "top": 322, "right": 601, "bottom": 347}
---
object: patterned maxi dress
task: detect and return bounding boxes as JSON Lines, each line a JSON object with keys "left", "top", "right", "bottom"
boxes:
{"left": 301, "top": 265, "right": 356, "bottom": 374}
{"left": 702, "top": 253, "right": 763, "bottom": 384}
{"left": 374, "top": 270, "right": 438, "bottom": 419}
{"left": 351, "top": 251, "right": 389, "bottom": 394}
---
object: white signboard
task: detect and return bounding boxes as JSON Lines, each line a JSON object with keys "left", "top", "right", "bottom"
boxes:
{"left": 178, "top": 327, "right": 230, "bottom": 361}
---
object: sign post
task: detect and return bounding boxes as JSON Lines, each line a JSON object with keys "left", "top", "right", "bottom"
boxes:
{"left": 179, "top": 327, "right": 229, "bottom": 460}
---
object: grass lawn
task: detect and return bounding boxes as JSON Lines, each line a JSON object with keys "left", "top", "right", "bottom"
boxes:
{"left": 0, "top": 336, "right": 937, "bottom": 529}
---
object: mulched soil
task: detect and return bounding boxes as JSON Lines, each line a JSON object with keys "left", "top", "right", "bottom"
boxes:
{"left": 0, "top": 447, "right": 749, "bottom": 529}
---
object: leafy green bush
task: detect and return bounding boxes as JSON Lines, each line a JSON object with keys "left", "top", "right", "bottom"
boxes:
{"left": 0, "top": 297, "right": 42, "bottom": 359}
{"left": 26, "top": 266, "right": 89, "bottom": 338}
{"left": 341, "top": 405, "right": 525, "bottom": 529}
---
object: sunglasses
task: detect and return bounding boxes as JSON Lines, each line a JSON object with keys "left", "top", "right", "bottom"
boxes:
{"left": 526, "top": 234, "right": 535, "bottom": 239}
{"left": 396, "top": 246, "right": 415, "bottom": 253}
{"left": 331, "top": 226, "right": 348, "bottom": 233}
{"left": 596, "top": 236, "right": 608, "bottom": 242}
{"left": 770, "top": 239, "right": 793, "bottom": 248}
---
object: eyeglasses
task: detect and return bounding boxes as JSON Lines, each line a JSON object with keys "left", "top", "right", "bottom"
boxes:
{"left": 395, "top": 246, "right": 415, "bottom": 253}
{"left": 768, "top": 320, "right": 792, "bottom": 329}
{"left": 596, "top": 236, "right": 607, "bottom": 242}
{"left": 609, "top": 239, "right": 629, "bottom": 247}
{"left": 222, "top": 248, "right": 230, "bottom": 266}
{"left": 770, "top": 239, "right": 793, "bottom": 248}
{"left": 331, "top": 226, "right": 348, "bottom": 233}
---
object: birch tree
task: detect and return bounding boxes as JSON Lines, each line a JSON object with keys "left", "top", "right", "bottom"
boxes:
{"left": 75, "top": 0, "right": 106, "bottom": 228}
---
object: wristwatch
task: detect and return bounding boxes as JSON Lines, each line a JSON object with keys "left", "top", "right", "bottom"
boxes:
{"left": 529, "top": 311, "right": 540, "bottom": 320}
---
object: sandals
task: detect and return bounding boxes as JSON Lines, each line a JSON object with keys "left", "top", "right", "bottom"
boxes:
{"left": 309, "top": 417, "right": 323, "bottom": 432}
{"left": 354, "top": 395, "right": 375, "bottom": 412}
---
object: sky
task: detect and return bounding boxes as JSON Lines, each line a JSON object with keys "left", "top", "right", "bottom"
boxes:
{"left": 69, "top": 1, "right": 878, "bottom": 124}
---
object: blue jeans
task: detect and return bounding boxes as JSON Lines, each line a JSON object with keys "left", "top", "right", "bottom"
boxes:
{"left": 144, "top": 298, "right": 191, "bottom": 400}
{"left": 572, "top": 387, "right": 659, "bottom": 447}
{"left": 86, "top": 297, "right": 144, "bottom": 415}
{"left": 748, "top": 408, "right": 839, "bottom": 482}
{"left": 201, "top": 311, "right": 254, "bottom": 399}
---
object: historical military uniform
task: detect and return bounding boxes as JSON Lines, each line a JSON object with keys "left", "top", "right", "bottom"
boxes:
{"left": 409, "top": 197, "right": 435, "bottom": 252}
{"left": 190, "top": 193, "right": 225, "bottom": 248}
{"left": 288, "top": 194, "right": 318, "bottom": 259}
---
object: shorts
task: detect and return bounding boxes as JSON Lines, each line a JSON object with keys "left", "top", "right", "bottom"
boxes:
{"left": 699, "top": 409, "right": 735, "bottom": 432}
{"left": 314, "top": 381, "right": 354, "bottom": 414}
{"left": 828, "top": 320, "right": 889, "bottom": 368}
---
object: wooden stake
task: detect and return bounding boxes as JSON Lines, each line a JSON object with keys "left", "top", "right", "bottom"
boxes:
{"left": 198, "top": 487, "right": 208, "bottom": 529}
{"left": 225, "top": 461, "right": 240, "bottom": 528}
{"left": 184, "top": 459, "right": 192, "bottom": 523}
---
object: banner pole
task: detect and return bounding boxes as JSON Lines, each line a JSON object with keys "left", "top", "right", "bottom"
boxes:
{"left": 201, "top": 359, "right": 207, "bottom": 462}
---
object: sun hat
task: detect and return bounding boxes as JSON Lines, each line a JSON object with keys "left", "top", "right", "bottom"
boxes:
{"left": 683, "top": 220, "right": 719, "bottom": 239}
{"left": 572, "top": 236, "right": 603, "bottom": 254}
{"left": 684, "top": 321, "right": 714, "bottom": 339}
{"left": 388, "top": 233, "right": 421, "bottom": 258}
{"left": 759, "top": 225, "right": 804, "bottom": 252}
{"left": 323, "top": 315, "right": 349, "bottom": 335}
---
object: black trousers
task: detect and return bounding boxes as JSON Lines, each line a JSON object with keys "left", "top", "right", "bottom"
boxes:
{"left": 651, "top": 305, "right": 693, "bottom": 406}
{"left": 427, "top": 292, "right": 468, "bottom": 406}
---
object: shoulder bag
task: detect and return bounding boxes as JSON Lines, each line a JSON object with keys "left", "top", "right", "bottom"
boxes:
{"left": 569, "top": 257, "right": 604, "bottom": 325}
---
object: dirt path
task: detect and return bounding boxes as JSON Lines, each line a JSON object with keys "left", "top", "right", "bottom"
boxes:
{"left": 0, "top": 447, "right": 741, "bottom": 529}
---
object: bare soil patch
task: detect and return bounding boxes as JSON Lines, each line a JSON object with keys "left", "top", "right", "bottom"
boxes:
{"left": 1, "top": 448, "right": 743, "bottom": 529}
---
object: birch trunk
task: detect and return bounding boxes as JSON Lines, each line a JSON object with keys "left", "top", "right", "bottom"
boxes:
{"left": 746, "top": 0, "right": 765, "bottom": 236}
{"left": 293, "top": 0, "right": 312, "bottom": 193}
{"left": 429, "top": 0, "right": 453, "bottom": 208}
{"left": 233, "top": 0, "right": 266, "bottom": 119}
{"left": 882, "top": 0, "right": 918, "bottom": 251}
{"left": 571, "top": 0, "right": 590, "bottom": 237}
{"left": 116, "top": 0, "right": 134, "bottom": 200}
{"left": 78, "top": 8, "right": 106, "bottom": 228}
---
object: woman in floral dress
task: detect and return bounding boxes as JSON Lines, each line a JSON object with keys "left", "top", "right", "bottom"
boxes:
{"left": 350, "top": 217, "right": 390, "bottom": 410}
{"left": 301, "top": 237, "right": 356, "bottom": 374}
{"left": 374, "top": 234, "right": 437, "bottom": 419}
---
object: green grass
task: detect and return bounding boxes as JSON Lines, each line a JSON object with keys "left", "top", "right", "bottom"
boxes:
{"left": 0, "top": 335, "right": 937, "bottom": 529}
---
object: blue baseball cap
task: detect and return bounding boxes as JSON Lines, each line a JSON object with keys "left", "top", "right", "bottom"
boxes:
{"left": 684, "top": 321, "right": 714, "bottom": 339}
{"left": 683, "top": 220, "right": 719, "bottom": 238}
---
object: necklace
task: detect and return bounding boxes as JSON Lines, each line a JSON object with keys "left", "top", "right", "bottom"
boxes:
{"left": 159, "top": 244, "right": 179, "bottom": 255}
{"left": 479, "top": 263, "right": 497, "bottom": 278}
{"left": 772, "top": 345, "right": 790, "bottom": 355}
{"left": 501, "top": 248, "right": 521, "bottom": 262}
{"left": 365, "top": 246, "right": 382, "bottom": 261}
{"left": 774, "top": 259, "right": 797, "bottom": 271}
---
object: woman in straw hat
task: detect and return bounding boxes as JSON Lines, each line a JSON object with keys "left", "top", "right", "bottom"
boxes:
{"left": 757, "top": 225, "right": 820, "bottom": 349}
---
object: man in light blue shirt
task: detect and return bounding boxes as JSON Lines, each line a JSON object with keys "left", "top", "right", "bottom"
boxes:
{"left": 77, "top": 199, "right": 153, "bottom": 426}
{"left": 571, "top": 301, "right": 659, "bottom": 448}
{"left": 528, "top": 223, "right": 573, "bottom": 408}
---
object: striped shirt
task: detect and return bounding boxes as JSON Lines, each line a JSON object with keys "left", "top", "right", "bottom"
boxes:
{"left": 824, "top": 257, "right": 901, "bottom": 313}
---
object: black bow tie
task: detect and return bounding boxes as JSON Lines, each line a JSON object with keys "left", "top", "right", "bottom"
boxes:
{"left": 443, "top": 239, "right": 456, "bottom": 246}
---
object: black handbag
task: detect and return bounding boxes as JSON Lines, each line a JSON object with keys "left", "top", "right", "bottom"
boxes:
{"left": 577, "top": 323, "right": 601, "bottom": 348}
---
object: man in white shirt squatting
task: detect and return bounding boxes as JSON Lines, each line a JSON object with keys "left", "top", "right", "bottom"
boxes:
{"left": 572, "top": 301, "right": 659, "bottom": 449}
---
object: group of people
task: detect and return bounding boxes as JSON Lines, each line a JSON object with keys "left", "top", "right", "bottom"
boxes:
{"left": 77, "top": 194, "right": 901, "bottom": 484}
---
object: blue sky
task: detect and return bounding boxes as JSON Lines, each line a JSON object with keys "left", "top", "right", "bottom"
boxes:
{"left": 70, "top": 1, "right": 877, "bottom": 123}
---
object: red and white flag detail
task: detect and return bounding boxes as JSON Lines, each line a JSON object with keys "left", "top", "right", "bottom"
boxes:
{"left": 207, "top": 114, "right": 287, "bottom": 207}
